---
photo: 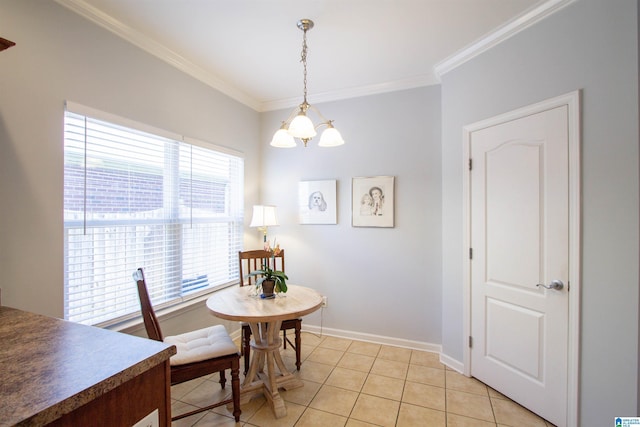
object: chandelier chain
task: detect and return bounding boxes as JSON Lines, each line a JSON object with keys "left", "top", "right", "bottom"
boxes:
{"left": 300, "top": 27, "right": 308, "bottom": 104}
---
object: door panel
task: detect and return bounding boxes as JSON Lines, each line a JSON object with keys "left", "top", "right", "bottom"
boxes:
{"left": 486, "top": 298, "right": 543, "bottom": 380}
{"left": 486, "top": 143, "right": 542, "bottom": 286}
{"left": 470, "top": 105, "right": 569, "bottom": 426}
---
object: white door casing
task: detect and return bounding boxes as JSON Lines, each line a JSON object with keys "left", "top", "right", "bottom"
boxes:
{"left": 462, "top": 91, "right": 580, "bottom": 427}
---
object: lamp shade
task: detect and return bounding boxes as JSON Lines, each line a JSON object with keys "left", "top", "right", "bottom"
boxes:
{"left": 288, "top": 113, "right": 317, "bottom": 139}
{"left": 249, "top": 205, "right": 279, "bottom": 227}
{"left": 318, "top": 126, "right": 345, "bottom": 147}
{"left": 270, "top": 128, "right": 297, "bottom": 148}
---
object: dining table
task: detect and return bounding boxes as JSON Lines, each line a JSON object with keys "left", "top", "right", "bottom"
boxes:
{"left": 206, "top": 284, "right": 323, "bottom": 419}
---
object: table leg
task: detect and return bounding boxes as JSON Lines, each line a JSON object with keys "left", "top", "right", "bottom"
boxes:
{"left": 240, "top": 320, "right": 303, "bottom": 418}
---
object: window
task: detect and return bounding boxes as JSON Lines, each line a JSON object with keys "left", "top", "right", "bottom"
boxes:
{"left": 63, "top": 102, "right": 244, "bottom": 326}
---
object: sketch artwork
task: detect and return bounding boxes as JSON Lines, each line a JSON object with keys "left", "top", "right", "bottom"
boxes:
{"left": 299, "top": 180, "right": 337, "bottom": 224}
{"left": 308, "top": 191, "right": 328, "bottom": 212}
{"left": 352, "top": 176, "right": 395, "bottom": 227}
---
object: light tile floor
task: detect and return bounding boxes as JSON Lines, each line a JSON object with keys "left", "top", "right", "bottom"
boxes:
{"left": 170, "top": 332, "right": 556, "bottom": 427}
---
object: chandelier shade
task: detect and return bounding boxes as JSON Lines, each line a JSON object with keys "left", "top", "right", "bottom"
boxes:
{"left": 270, "top": 125, "right": 296, "bottom": 148}
{"left": 288, "top": 112, "right": 316, "bottom": 139}
{"left": 318, "top": 124, "right": 345, "bottom": 147}
{"left": 270, "top": 19, "right": 345, "bottom": 148}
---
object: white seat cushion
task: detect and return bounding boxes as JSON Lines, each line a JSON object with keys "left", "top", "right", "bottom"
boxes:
{"left": 164, "top": 324, "right": 238, "bottom": 366}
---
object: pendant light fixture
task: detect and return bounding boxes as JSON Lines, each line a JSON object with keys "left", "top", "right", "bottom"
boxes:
{"left": 270, "top": 19, "right": 345, "bottom": 148}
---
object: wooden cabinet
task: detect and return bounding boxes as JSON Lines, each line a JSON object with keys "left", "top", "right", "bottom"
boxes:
{"left": 0, "top": 307, "right": 175, "bottom": 426}
{"left": 47, "top": 362, "right": 171, "bottom": 427}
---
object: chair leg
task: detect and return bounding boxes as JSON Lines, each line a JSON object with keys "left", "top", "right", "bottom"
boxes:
{"left": 230, "top": 360, "right": 241, "bottom": 422}
{"left": 243, "top": 325, "right": 251, "bottom": 375}
{"left": 295, "top": 320, "right": 302, "bottom": 371}
{"left": 282, "top": 330, "right": 287, "bottom": 349}
{"left": 219, "top": 369, "right": 226, "bottom": 388}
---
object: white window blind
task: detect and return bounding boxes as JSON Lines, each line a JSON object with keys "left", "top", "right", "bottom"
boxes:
{"left": 63, "top": 104, "right": 244, "bottom": 326}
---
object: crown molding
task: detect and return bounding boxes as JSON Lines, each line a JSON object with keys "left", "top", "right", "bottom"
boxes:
{"left": 54, "top": 0, "right": 261, "bottom": 111}
{"left": 55, "top": 0, "right": 575, "bottom": 111}
{"left": 433, "top": 0, "right": 577, "bottom": 79}
{"left": 261, "top": 74, "right": 439, "bottom": 112}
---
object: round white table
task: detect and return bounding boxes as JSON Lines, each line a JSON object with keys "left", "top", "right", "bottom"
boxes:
{"left": 207, "top": 285, "right": 323, "bottom": 419}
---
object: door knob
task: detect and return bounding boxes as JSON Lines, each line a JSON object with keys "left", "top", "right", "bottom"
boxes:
{"left": 536, "top": 279, "right": 564, "bottom": 290}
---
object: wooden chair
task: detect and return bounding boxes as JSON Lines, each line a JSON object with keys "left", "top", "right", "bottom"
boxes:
{"left": 238, "top": 249, "right": 302, "bottom": 374}
{"left": 133, "top": 268, "right": 241, "bottom": 422}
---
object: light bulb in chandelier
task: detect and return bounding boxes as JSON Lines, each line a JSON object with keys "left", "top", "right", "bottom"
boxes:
{"left": 270, "top": 19, "right": 345, "bottom": 148}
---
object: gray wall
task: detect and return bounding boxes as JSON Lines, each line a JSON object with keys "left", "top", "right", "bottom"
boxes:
{"left": 260, "top": 87, "right": 443, "bottom": 346}
{"left": 0, "top": 0, "right": 261, "bottom": 333}
{"left": 440, "top": 0, "right": 639, "bottom": 424}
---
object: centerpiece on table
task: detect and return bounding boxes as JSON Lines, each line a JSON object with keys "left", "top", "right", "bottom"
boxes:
{"left": 247, "top": 240, "right": 288, "bottom": 298}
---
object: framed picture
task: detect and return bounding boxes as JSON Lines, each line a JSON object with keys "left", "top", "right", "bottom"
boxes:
{"left": 352, "top": 176, "right": 395, "bottom": 227}
{"left": 298, "top": 180, "right": 337, "bottom": 224}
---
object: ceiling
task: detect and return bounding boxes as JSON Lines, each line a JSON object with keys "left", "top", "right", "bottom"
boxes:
{"left": 56, "top": 0, "right": 559, "bottom": 112}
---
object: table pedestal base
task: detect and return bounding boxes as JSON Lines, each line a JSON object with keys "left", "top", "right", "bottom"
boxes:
{"left": 241, "top": 320, "right": 302, "bottom": 418}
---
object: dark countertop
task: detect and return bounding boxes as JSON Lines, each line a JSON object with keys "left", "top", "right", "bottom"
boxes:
{"left": 0, "top": 306, "right": 176, "bottom": 426}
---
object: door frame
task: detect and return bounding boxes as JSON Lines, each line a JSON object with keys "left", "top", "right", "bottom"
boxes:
{"left": 461, "top": 90, "right": 581, "bottom": 426}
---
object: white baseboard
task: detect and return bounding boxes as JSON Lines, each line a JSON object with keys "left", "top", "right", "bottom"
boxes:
{"left": 302, "top": 324, "right": 442, "bottom": 354}
{"left": 302, "top": 324, "right": 466, "bottom": 375}
{"left": 439, "top": 352, "right": 464, "bottom": 373}
{"left": 229, "top": 328, "right": 241, "bottom": 341}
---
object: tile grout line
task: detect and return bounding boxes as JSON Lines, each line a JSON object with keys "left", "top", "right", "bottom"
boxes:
{"left": 443, "top": 363, "right": 448, "bottom": 427}
{"left": 487, "top": 383, "right": 498, "bottom": 426}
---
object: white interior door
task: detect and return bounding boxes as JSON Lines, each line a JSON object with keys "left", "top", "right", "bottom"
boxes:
{"left": 469, "top": 105, "right": 571, "bottom": 426}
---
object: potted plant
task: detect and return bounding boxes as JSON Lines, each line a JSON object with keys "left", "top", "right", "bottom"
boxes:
{"left": 247, "top": 242, "right": 288, "bottom": 296}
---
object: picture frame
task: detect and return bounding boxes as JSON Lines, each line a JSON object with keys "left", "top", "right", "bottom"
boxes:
{"left": 352, "top": 176, "right": 395, "bottom": 227}
{"left": 298, "top": 180, "right": 337, "bottom": 225}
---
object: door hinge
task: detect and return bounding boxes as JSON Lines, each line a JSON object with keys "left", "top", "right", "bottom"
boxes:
{"left": 468, "top": 158, "right": 472, "bottom": 170}
{"left": 469, "top": 248, "right": 473, "bottom": 259}
{"left": 469, "top": 336, "right": 473, "bottom": 348}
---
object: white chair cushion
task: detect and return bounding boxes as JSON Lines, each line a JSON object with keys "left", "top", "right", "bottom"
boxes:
{"left": 164, "top": 324, "right": 238, "bottom": 366}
